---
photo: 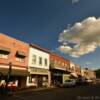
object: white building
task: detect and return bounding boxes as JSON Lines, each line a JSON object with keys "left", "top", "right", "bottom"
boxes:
{"left": 27, "top": 44, "right": 50, "bottom": 87}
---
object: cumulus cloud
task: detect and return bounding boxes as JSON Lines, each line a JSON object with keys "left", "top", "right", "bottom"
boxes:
{"left": 58, "top": 17, "right": 100, "bottom": 58}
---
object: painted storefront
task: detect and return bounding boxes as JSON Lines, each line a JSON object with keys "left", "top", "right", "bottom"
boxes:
{"left": 27, "top": 44, "right": 50, "bottom": 87}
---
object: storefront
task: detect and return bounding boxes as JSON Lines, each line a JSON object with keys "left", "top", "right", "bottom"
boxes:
{"left": 27, "top": 67, "right": 48, "bottom": 87}
{"left": 0, "top": 33, "right": 30, "bottom": 90}
{"left": 50, "top": 69, "right": 63, "bottom": 85}
{"left": 0, "top": 66, "right": 29, "bottom": 89}
{"left": 27, "top": 44, "right": 50, "bottom": 88}
{"left": 49, "top": 52, "right": 71, "bottom": 86}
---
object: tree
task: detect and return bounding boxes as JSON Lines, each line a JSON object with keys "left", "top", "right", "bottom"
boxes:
{"left": 95, "top": 69, "right": 100, "bottom": 78}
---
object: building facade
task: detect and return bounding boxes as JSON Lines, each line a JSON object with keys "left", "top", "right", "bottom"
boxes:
{"left": 27, "top": 44, "right": 50, "bottom": 87}
{"left": 49, "top": 52, "right": 70, "bottom": 85}
{"left": 0, "top": 33, "right": 29, "bottom": 89}
{"left": 69, "top": 62, "right": 78, "bottom": 78}
{"left": 81, "top": 68, "right": 96, "bottom": 80}
{"left": 74, "top": 64, "right": 81, "bottom": 77}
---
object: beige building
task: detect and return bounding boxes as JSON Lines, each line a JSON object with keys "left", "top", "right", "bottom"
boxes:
{"left": 81, "top": 68, "right": 96, "bottom": 80}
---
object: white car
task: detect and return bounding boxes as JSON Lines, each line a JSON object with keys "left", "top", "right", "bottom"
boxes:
{"left": 62, "top": 79, "right": 76, "bottom": 87}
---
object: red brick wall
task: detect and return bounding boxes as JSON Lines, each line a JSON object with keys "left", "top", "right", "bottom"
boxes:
{"left": 49, "top": 52, "right": 70, "bottom": 69}
{"left": 0, "top": 33, "right": 29, "bottom": 68}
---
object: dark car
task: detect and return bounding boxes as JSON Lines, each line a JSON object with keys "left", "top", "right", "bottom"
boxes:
{"left": 76, "top": 78, "right": 89, "bottom": 86}
{"left": 60, "top": 79, "right": 76, "bottom": 88}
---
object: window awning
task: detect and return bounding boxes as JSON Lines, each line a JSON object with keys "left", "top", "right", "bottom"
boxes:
{"left": 16, "top": 51, "right": 26, "bottom": 58}
{"left": 0, "top": 46, "right": 10, "bottom": 53}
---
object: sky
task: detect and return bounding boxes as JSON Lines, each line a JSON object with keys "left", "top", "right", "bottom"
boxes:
{"left": 0, "top": 0, "right": 100, "bottom": 69}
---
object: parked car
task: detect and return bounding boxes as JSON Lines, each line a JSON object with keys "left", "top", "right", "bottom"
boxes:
{"left": 76, "top": 78, "right": 90, "bottom": 86}
{"left": 86, "top": 79, "right": 93, "bottom": 85}
{"left": 61, "top": 79, "right": 76, "bottom": 87}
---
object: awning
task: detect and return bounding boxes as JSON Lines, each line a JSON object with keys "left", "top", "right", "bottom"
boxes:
{"left": 16, "top": 51, "right": 26, "bottom": 58}
{"left": 53, "top": 73, "right": 62, "bottom": 76}
{"left": 0, "top": 68, "right": 29, "bottom": 76}
{"left": 0, "top": 46, "right": 10, "bottom": 53}
{"left": 70, "top": 73, "right": 78, "bottom": 77}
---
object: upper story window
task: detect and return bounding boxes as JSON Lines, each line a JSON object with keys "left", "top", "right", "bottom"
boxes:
{"left": 54, "top": 60, "right": 58, "bottom": 66}
{"left": 62, "top": 63, "right": 64, "bottom": 66}
{"left": 44, "top": 58, "right": 47, "bottom": 66}
{"left": 32, "top": 55, "right": 36, "bottom": 64}
{"left": 39, "top": 57, "right": 42, "bottom": 65}
{"left": 16, "top": 57, "right": 25, "bottom": 62}
{"left": 15, "top": 51, "right": 26, "bottom": 63}
{"left": 0, "top": 46, "right": 10, "bottom": 59}
{"left": 0, "top": 53, "right": 8, "bottom": 59}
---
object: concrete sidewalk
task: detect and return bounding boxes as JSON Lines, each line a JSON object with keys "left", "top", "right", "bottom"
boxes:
{"left": 14, "top": 86, "right": 56, "bottom": 95}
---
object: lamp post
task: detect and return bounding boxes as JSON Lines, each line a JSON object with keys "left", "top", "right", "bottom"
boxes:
{"left": 5, "top": 62, "right": 12, "bottom": 95}
{"left": 7, "top": 62, "right": 12, "bottom": 82}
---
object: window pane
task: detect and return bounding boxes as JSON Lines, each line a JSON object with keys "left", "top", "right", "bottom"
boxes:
{"left": 45, "top": 58, "right": 47, "bottom": 66}
{"left": 0, "top": 53, "right": 8, "bottom": 59}
{"left": 39, "top": 57, "right": 42, "bottom": 65}
{"left": 32, "top": 55, "right": 36, "bottom": 64}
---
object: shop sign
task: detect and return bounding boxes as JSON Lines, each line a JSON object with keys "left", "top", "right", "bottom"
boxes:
{"left": 30, "top": 67, "right": 48, "bottom": 75}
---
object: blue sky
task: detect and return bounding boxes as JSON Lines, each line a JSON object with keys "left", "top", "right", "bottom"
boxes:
{"left": 0, "top": 0, "right": 100, "bottom": 69}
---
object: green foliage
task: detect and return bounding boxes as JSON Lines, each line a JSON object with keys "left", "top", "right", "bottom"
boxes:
{"left": 95, "top": 69, "right": 100, "bottom": 78}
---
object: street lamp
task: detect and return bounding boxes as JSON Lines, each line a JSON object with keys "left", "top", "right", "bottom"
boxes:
{"left": 5, "top": 62, "right": 12, "bottom": 95}
{"left": 7, "top": 62, "right": 12, "bottom": 82}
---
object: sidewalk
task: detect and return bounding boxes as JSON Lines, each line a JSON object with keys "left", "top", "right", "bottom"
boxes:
{"left": 13, "top": 86, "right": 56, "bottom": 95}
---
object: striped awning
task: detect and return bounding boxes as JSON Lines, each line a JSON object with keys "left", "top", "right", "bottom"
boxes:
{"left": 16, "top": 51, "right": 26, "bottom": 58}
{"left": 0, "top": 46, "right": 10, "bottom": 53}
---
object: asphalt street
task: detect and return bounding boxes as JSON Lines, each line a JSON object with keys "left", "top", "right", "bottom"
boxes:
{"left": 1, "top": 85, "right": 100, "bottom": 100}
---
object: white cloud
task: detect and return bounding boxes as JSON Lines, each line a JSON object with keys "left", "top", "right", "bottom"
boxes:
{"left": 72, "top": 0, "right": 80, "bottom": 4}
{"left": 58, "top": 17, "right": 100, "bottom": 58}
{"left": 85, "top": 62, "right": 92, "bottom": 65}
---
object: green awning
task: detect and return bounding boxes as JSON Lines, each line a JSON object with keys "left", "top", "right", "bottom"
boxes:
{"left": 53, "top": 73, "right": 62, "bottom": 76}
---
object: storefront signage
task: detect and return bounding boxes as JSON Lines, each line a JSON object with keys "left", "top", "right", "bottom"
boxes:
{"left": 30, "top": 67, "right": 48, "bottom": 75}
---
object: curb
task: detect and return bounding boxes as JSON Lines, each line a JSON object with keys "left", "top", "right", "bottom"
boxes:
{"left": 13, "top": 86, "right": 56, "bottom": 95}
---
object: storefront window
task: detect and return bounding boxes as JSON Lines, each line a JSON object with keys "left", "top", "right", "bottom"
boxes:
{"left": 16, "top": 57, "right": 25, "bottom": 62}
{"left": 29, "top": 76, "right": 32, "bottom": 83}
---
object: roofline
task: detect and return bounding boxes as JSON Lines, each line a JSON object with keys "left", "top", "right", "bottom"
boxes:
{"left": 0, "top": 33, "right": 28, "bottom": 45}
{"left": 49, "top": 52, "right": 70, "bottom": 62}
{"left": 30, "top": 43, "right": 50, "bottom": 53}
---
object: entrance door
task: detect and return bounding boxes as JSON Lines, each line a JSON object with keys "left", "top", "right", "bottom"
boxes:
{"left": 37, "top": 76, "right": 42, "bottom": 87}
{"left": 52, "top": 73, "right": 62, "bottom": 85}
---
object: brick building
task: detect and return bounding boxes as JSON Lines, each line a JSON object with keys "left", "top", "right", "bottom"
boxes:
{"left": 0, "top": 33, "right": 29, "bottom": 89}
{"left": 49, "top": 52, "right": 70, "bottom": 85}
